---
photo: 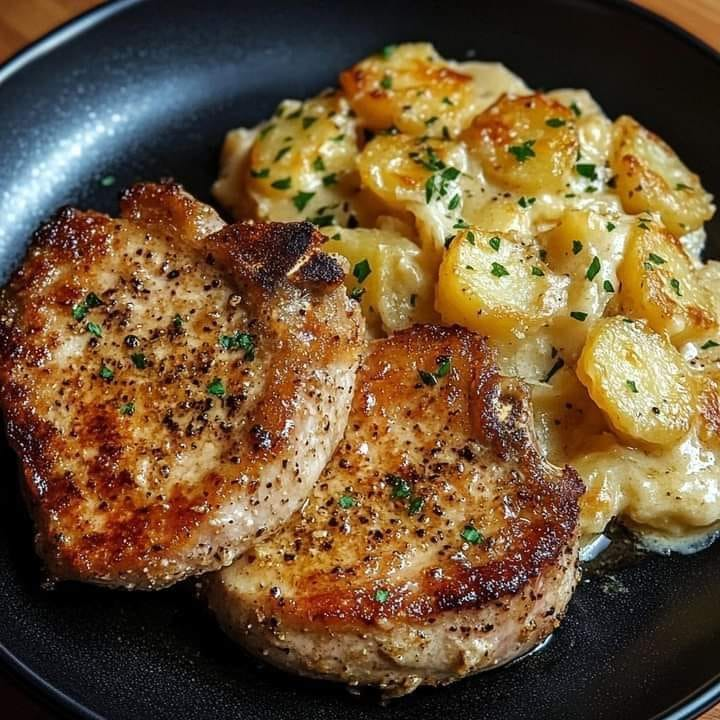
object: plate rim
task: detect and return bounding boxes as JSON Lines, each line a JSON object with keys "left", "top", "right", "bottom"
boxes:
{"left": 0, "top": 0, "right": 718, "bottom": 718}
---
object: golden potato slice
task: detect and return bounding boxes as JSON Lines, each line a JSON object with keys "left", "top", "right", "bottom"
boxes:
{"left": 323, "top": 226, "right": 437, "bottom": 335}
{"left": 611, "top": 115, "right": 715, "bottom": 236}
{"left": 461, "top": 93, "right": 579, "bottom": 194}
{"left": 339, "top": 43, "right": 476, "bottom": 136}
{"left": 617, "top": 222, "right": 717, "bottom": 344}
{"left": 245, "top": 92, "right": 359, "bottom": 224}
{"left": 436, "top": 228, "right": 568, "bottom": 338}
{"left": 577, "top": 317, "right": 695, "bottom": 445}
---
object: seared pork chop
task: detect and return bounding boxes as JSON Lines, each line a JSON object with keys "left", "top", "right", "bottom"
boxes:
{"left": 206, "top": 325, "right": 583, "bottom": 694}
{"left": 0, "top": 182, "right": 365, "bottom": 589}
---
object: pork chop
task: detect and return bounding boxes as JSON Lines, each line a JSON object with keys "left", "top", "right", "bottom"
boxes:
{"left": 0, "top": 182, "right": 365, "bottom": 589}
{"left": 206, "top": 324, "right": 583, "bottom": 694}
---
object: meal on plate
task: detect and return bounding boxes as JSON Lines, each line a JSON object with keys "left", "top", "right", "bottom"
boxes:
{"left": 0, "top": 42, "right": 717, "bottom": 695}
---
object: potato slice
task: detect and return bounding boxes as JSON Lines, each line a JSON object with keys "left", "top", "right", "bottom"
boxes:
{"left": 617, "top": 222, "right": 717, "bottom": 344}
{"left": 339, "top": 43, "right": 476, "bottom": 137}
{"left": 323, "top": 227, "right": 436, "bottom": 335}
{"left": 611, "top": 115, "right": 715, "bottom": 236}
{"left": 577, "top": 317, "right": 695, "bottom": 445}
{"left": 461, "top": 93, "right": 579, "bottom": 194}
{"left": 436, "top": 228, "right": 568, "bottom": 338}
{"left": 244, "top": 92, "right": 359, "bottom": 224}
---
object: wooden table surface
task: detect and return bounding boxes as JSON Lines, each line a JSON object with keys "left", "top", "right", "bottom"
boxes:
{"left": 0, "top": 1, "right": 718, "bottom": 719}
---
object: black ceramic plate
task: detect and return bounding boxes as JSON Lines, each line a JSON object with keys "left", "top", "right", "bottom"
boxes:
{"left": 1, "top": 1, "right": 719, "bottom": 718}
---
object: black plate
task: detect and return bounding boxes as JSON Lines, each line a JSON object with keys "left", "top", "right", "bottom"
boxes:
{"left": 1, "top": 1, "right": 719, "bottom": 718}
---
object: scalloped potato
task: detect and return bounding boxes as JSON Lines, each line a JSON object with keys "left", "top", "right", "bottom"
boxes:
{"left": 214, "top": 42, "right": 720, "bottom": 550}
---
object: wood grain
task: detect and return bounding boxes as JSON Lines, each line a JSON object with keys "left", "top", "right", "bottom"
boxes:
{"left": 0, "top": 1, "right": 718, "bottom": 719}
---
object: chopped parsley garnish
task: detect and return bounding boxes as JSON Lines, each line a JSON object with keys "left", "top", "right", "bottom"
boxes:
{"left": 331, "top": 133, "right": 345, "bottom": 142}
{"left": 670, "top": 278, "right": 682, "bottom": 296}
{"left": 173, "top": 314, "right": 183, "bottom": 328}
{"left": 380, "top": 74, "right": 393, "bottom": 90}
{"left": 570, "top": 101, "right": 582, "bottom": 117}
{"left": 99, "top": 365, "right": 114, "bottom": 381}
{"left": 391, "top": 477, "right": 412, "bottom": 499}
{"left": 425, "top": 174, "right": 436, "bottom": 204}
{"left": 374, "top": 588, "right": 389, "bottom": 603}
{"left": 207, "top": 378, "right": 225, "bottom": 397}
{"left": 353, "top": 259, "right": 371, "bottom": 284}
{"left": 292, "top": 190, "right": 315, "bottom": 212}
{"left": 466, "top": 231, "right": 476, "bottom": 245}
{"left": 648, "top": 253, "right": 666, "bottom": 265}
{"left": 606, "top": 221, "right": 616, "bottom": 232}
{"left": 676, "top": 183, "right": 692, "bottom": 191}
{"left": 572, "top": 240, "right": 583, "bottom": 255}
{"left": 418, "top": 355, "right": 452, "bottom": 386}
{"left": 586, "top": 256, "right": 601, "bottom": 281}
{"left": 570, "top": 311, "right": 588, "bottom": 322}
{"left": 119, "top": 402, "right": 135, "bottom": 416}
{"left": 453, "top": 218, "right": 470, "bottom": 229}
{"left": 626, "top": 379, "right": 639, "bottom": 393}
{"left": 442, "top": 96, "right": 454, "bottom": 105}
{"left": 575, "top": 163, "right": 597, "bottom": 181}
{"left": 518, "top": 196, "right": 536, "bottom": 208}
{"left": 508, "top": 139, "right": 536, "bottom": 163}
{"left": 271, "top": 177, "right": 292, "bottom": 190}
{"left": 131, "top": 352, "right": 147, "bottom": 369}
{"left": 408, "top": 496, "right": 424, "bottom": 515}
{"left": 448, "top": 193, "right": 461, "bottom": 210}
{"left": 488, "top": 236, "right": 501, "bottom": 252}
{"left": 546, "top": 118, "right": 566, "bottom": 128}
{"left": 418, "top": 369, "right": 438, "bottom": 386}
{"left": 71, "top": 302, "right": 87, "bottom": 320}
{"left": 322, "top": 173, "right": 337, "bottom": 186}
{"left": 312, "top": 156, "right": 326, "bottom": 172}
{"left": 86, "top": 321, "right": 102, "bottom": 338}
{"left": 273, "top": 146, "right": 291, "bottom": 163}
{"left": 349, "top": 287, "right": 365, "bottom": 302}
{"left": 491, "top": 262, "right": 509, "bottom": 278}
{"left": 603, "top": 280, "right": 615, "bottom": 293}
{"left": 219, "top": 331, "right": 255, "bottom": 360}
{"left": 302, "top": 116, "right": 317, "bottom": 129}
{"left": 701, "top": 340, "right": 720, "bottom": 349}
{"left": 425, "top": 116, "right": 438, "bottom": 126}
{"left": 339, "top": 495, "right": 356, "bottom": 509}
{"left": 286, "top": 108, "right": 302, "bottom": 119}
{"left": 308, "top": 214, "right": 334, "bottom": 227}
{"left": 638, "top": 221, "right": 650, "bottom": 230}
{"left": 543, "top": 358, "right": 565, "bottom": 383}
{"left": 380, "top": 44, "right": 396, "bottom": 59}
{"left": 531, "top": 265, "right": 545, "bottom": 277}
{"left": 259, "top": 123, "right": 275, "bottom": 139}
{"left": 460, "top": 525, "right": 484, "bottom": 545}
{"left": 250, "top": 167, "right": 270, "bottom": 179}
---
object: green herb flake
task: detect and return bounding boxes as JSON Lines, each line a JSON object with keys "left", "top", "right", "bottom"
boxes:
{"left": 570, "top": 310, "right": 588, "bottom": 322}
{"left": 119, "top": 402, "right": 135, "bottom": 416}
{"left": 286, "top": 108, "right": 302, "bottom": 119}
{"left": 606, "top": 221, "right": 616, "bottom": 232}
{"left": 603, "top": 280, "right": 615, "bottom": 293}
{"left": 353, "top": 259, "right": 371, "bottom": 284}
{"left": 572, "top": 240, "right": 583, "bottom": 255}
{"left": 259, "top": 123, "right": 275, "bottom": 139}
{"left": 100, "top": 175, "right": 115, "bottom": 187}
{"left": 86, "top": 321, "right": 102, "bottom": 338}
{"left": 250, "top": 167, "right": 270, "bottom": 178}
{"left": 448, "top": 193, "right": 461, "bottom": 210}
{"left": 331, "top": 133, "right": 345, "bottom": 142}
{"left": 219, "top": 332, "right": 255, "bottom": 360}
{"left": 435, "top": 355, "right": 452, "bottom": 378}
{"left": 391, "top": 478, "right": 412, "bottom": 499}
{"left": 308, "top": 214, "right": 334, "bottom": 227}
{"left": 418, "top": 369, "right": 438, "bottom": 386}
{"left": 531, "top": 265, "right": 545, "bottom": 277}
{"left": 302, "top": 116, "right": 317, "bottom": 129}
{"left": 380, "top": 74, "right": 393, "bottom": 90}
{"left": 271, "top": 177, "right": 292, "bottom": 190}
{"left": 701, "top": 340, "right": 720, "bottom": 350}
{"left": 453, "top": 218, "right": 470, "bottom": 229}
{"left": 546, "top": 118, "right": 566, "bottom": 128}
{"left": 491, "top": 262, "right": 509, "bottom": 278}
{"left": 380, "top": 44, "right": 396, "bottom": 59}
{"left": 425, "top": 174, "right": 436, "bottom": 204}
{"left": 543, "top": 358, "right": 565, "bottom": 383}
{"left": 131, "top": 352, "right": 147, "bottom": 369}
{"left": 488, "top": 236, "right": 501, "bottom": 252}
{"left": 273, "top": 146, "right": 291, "bottom": 163}
{"left": 676, "top": 183, "right": 692, "bottom": 191}
{"left": 292, "top": 190, "right": 315, "bottom": 212}
{"left": 408, "top": 496, "right": 424, "bottom": 515}
{"left": 466, "top": 231, "right": 476, "bottom": 246}
{"left": 425, "top": 116, "right": 439, "bottom": 126}
{"left": 322, "top": 173, "right": 337, "bottom": 186}
{"left": 576, "top": 163, "right": 597, "bottom": 181}
{"left": 374, "top": 588, "right": 389, "bottom": 603}
{"left": 648, "top": 253, "right": 666, "bottom": 265}
{"left": 349, "top": 286, "right": 365, "bottom": 302}
{"left": 518, "top": 196, "right": 536, "bottom": 208}
{"left": 508, "top": 139, "right": 536, "bottom": 163}
{"left": 570, "top": 101, "right": 582, "bottom": 117}
{"left": 460, "top": 525, "right": 484, "bottom": 545}
{"left": 339, "top": 494, "right": 356, "bottom": 509}
{"left": 670, "top": 278, "right": 682, "bottom": 296}
{"left": 207, "top": 378, "right": 225, "bottom": 397}
{"left": 312, "top": 156, "right": 326, "bottom": 172}
{"left": 99, "top": 365, "right": 114, "bottom": 381}
{"left": 626, "top": 379, "right": 639, "bottom": 393}
{"left": 72, "top": 303, "right": 89, "bottom": 321}
{"left": 586, "top": 256, "right": 601, "bottom": 281}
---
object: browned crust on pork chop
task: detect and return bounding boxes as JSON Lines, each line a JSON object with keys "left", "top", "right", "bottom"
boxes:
{"left": 0, "top": 182, "right": 365, "bottom": 589}
{"left": 206, "top": 325, "right": 583, "bottom": 692}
